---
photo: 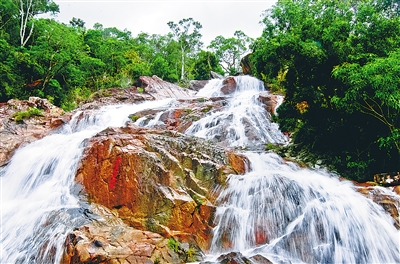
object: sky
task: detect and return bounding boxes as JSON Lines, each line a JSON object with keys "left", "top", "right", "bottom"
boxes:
{"left": 49, "top": 0, "right": 277, "bottom": 46}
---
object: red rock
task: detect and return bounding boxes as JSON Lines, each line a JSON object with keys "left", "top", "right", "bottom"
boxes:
{"left": 258, "top": 92, "right": 279, "bottom": 114}
{"left": 76, "top": 125, "right": 245, "bottom": 250}
{"left": 220, "top": 77, "right": 237, "bottom": 95}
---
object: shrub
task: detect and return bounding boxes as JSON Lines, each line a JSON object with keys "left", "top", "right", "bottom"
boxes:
{"left": 12, "top": 107, "right": 44, "bottom": 123}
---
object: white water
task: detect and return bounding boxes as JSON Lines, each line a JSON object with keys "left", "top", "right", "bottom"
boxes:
{"left": 0, "top": 99, "right": 173, "bottom": 263}
{"left": 186, "top": 76, "right": 288, "bottom": 148}
{"left": 187, "top": 76, "right": 400, "bottom": 263}
{"left": 1, "top": 75, "right": 399, "bottom": 263}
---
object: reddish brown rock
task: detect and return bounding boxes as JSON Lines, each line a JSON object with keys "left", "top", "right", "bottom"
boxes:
{"left": 356, "top": 186, "right": 400, "bottom": 229}
{"left": 0, "top": 97, "right": 66, "bottom": 166}
{"left": 220, "top": 77, "right": 237, "bottom": 95}
{"left": 62, "top": 223, "right": 185, "bottom": 264}
{"left": 76, "top": 124, "right": 247, "bottom": 250}
{"left": 258, "top": 92, "right": 280, "bottom": 114}
{"left": 394, "top": 186, "right": 400, "bottom": 195}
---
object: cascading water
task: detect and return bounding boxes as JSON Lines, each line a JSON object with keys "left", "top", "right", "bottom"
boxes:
{"left": 1, "top": 75, "right": 399, "bottom": 263}
{"left": 0, "top": 99, "right": 173, "bottom": 263}
{"left": 185, "top": 76, "right": 400, "bottom": 263}
{"left": 186, "top": 76, "right": 288, "bottom": 148}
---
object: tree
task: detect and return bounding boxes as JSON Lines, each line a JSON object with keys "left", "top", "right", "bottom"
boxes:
{"left": 208, "top": 30, "right": 253, "bottom": 75}
{"left": 167, "top": 18, "right": 203, "bottom": 80}
{"left": 251, "top": 0, "right": 400, "bottom": 181}
{"left": 69, "top": 17, "right": 85, "bottom": 29}
{"left": 15, "top": 0, "right": 59, "bottom": 46}
{"left": 193, "top": 50, "right": 224, "bottom": 80}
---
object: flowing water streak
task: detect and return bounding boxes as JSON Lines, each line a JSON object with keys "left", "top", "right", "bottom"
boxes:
{"left": 209, "top": 152, "right": 400, "bottom": 263}
{"left": 186, "top": 76, "right": 288, "bottom": 148}
{"left": 187, "top": 76, "right": 400, "bottom": 263}
{"left": 0, "top": 99, "right": 173, "bottom": 264}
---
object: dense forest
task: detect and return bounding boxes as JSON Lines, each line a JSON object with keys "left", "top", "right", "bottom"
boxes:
{"left": 0, "top": 0, "right": 252, "bottom": 109}
{"left": 250, "top": 0, "right": 400, "bottom": 181}
{"left": 1, "top": 0, "right": 399, "bottom": 181}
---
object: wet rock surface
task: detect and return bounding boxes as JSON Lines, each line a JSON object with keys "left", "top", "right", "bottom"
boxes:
{"left": 356, "top": 186, "right": 400, "bottom": 229}
{"left": 75, "top": 124, "right": 248, "bottom": 251}
{"left": 61, "top": 204, "right": 200, "bottom": 264}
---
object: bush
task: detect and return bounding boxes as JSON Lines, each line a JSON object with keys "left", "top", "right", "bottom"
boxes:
{"left": 12, "top": 107, "right": 44, "bottom": 123}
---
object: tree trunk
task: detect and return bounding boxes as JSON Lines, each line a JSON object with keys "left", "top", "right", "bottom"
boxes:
{"left": 180, "top": 45, "right": 185, "bottom": 80}
{"left": 19, "top": 0, "right": 35, "bottom": 47}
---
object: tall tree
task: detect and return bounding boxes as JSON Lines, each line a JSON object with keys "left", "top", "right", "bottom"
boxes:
{"left": 208, "top": 30, "right": 253, "bottom": 75}
{"left": 15, "top": 0, "right": 59, "bottom": 46}
{"left": 167, "top": 18, "right": 203, "bottom": 80}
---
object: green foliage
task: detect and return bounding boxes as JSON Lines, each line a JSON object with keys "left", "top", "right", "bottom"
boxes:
{"left": 12, "top": 107, "right": 44, "bottom": 123}
{"left": 167, "top": 238, "right": 180, "bottom": 253}
{"left": 193, "top": 50, "right": 224, "bottom": 80}
{"left": 167, "top": 18, "right": 203, "bottom": 80}
{"left": 201, "top": 105, "right": 213, "bottom": 113}
{"left": 208, "top": 30, "right": 253, "bottom": 75}
{"left": 251, "top": 0, "right": 400, "bottom": 181}
{"left": 130, "top": 115, "right": 140, "bottom": 122}
{"left": 185, "top": 247, "right": 196, "bottom": 262}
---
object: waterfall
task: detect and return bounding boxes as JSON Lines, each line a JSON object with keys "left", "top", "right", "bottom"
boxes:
{"left": 0, "top": 99, "right": 173, "bottom": 263}
{"left": 186, "top": 76, "right": 400, "bottom": 263}
{"left": 1, "top": 75, "right": 399, "bottom": 263}
{"left": 186, "top": 76, "right": 288, "bottom": 148}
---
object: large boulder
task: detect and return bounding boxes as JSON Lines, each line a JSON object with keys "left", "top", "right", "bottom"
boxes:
{"left": 240, "top": 53, "right": 252, "bottom": 75}
{"left": 79, "top": 75, "right": 195, "bottom": 111}
{"left": 258, "top": 92, "right": 281, "bottom": 114}
{"left": 0, "top": 97, "right": 66, "bottom": 166}
{"left": 62, "top": 204, "right": 201, "bottom": 264}
{"left": 135, "top": 75, "right": 196, "bottom": 99}
{"left": 189, "top": 80, "right": 209, "bottom": 91}
{"left": 220, "top": 77, "right": 237, "bottom": 95}
{"left": 75, "top": 124, "right": 248, "bottom": 250}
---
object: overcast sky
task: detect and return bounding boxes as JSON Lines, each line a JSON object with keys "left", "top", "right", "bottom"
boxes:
{"left": 50, "top": 0, "right": 277, "bottom": 46}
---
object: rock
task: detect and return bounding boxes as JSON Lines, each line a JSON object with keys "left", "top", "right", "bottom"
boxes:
{"left": 132, "top": 97, "right": 229, "bottom": 134}
{"left": 240, "top": 54, "right": 252, "bottom": 75}
{"left": 214, "top": 252, "right": 251, "bottom": 264}
{"left": 394, "top": 185, "right": 400, "bottom": 195}
{"left": 75, "top": 124, "right": 248, "bottom": 250}
{"left": 220, "top": 77, "right": 237, "bottom": 95}
{"left": 356, "top": 186, "right": 400, "bottom": 229}
{"left": 211, "top": 71, "right": 224, "bottom": 79}
{"left": 258, "top": 92, "right": 279, "bottom": 114}
{"left": 249, "top": 254, "right": 274, "bottom": 264}
{"left": 0, "top": 98, "right": 66, "bottom": 167}
{"left": 135, "top": 75, "right": 196, "bottom": 99}
{"left": 62, "top": 224, "right": 183, "bottom": 264}
{"left": 190, "top": 80, "right": 209, "bottom": 91}
{"left": 79, "top": 87, "right": 154, "bottom": 110}
{"left": 79, "top": 75, "right": 195, "bottom": 110}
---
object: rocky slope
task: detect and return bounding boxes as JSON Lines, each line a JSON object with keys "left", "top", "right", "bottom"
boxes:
{"left": 2, "top": 75, "right": 399, "bottom": 264}
{"left": 0, "top": 97, "right": 65, "bottom": 167}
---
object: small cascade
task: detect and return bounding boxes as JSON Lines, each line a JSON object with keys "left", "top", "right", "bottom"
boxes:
{"left": 186, "top": 76, "right": 288, "bottom": 148}
{"left": 208, "top": 152, "right": 400, "bottom": 263}
{"left": 0, "top": 99, "right": 173, "bottom": 263}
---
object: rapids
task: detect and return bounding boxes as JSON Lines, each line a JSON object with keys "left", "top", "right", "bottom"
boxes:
{"left": 190, "top": 76, "right": 400, "bottom": 263}
{"left": 1, "top": 75, "right": 399, "bottom": 263}
{"left": 0, "top": 99, "right": 173, "bottom": 263}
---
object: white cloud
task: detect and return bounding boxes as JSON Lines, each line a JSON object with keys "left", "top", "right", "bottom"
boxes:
{"left": 50, "top": 0, "right": 276, "bottom": 46}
